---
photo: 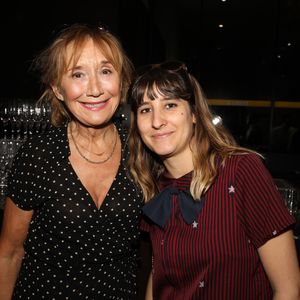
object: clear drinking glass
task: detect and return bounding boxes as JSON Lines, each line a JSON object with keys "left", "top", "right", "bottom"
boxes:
{"left": 274, "top": 178, "right": 300, "bottom": 238}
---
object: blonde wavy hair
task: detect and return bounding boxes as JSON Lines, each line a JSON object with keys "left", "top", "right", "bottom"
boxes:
{"left": 33, "top": 23, "right": 134, "bottom": 127}
{"left": 128, "top": 61, "right": 257, "bottom": 202}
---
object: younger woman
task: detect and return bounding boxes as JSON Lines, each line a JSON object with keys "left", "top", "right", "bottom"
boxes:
{"left": 128, "top": 61, "right": 300, "bottom": 299}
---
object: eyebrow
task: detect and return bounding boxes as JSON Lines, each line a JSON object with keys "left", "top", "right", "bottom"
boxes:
{"left": 137, "top": 97, "right": 177, "bottom": 108}
{"left": 100, "top": 60, "right": 113, "bottom": 66}
{"left": 68, "top": 60, "right": 113, "bottom": 71}
{"left": 137, "top": 101, "right": 149, "bottom": 108}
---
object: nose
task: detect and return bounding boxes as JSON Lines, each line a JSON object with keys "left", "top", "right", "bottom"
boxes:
{"left": 86, "top": 76, "right": 104, "bottom": 97}
{"left": 152, "top": 109, "right": 166, "bottom": 129}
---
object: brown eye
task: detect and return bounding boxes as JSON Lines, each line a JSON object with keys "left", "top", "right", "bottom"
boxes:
{"left": 166, "top": 103, "right": 177, "bottom": 109}
{"left": 72, "top": 72, "right": 84, "bottom": 79}
{"left": 139, "top": 107, "right": 151, "bottom": 114}
{"left": 101, "top": 68, "right": 112, "bottom": 75}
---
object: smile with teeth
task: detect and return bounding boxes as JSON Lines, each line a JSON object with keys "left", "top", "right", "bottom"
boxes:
{"left": 80, "top": 99, "right": 109, "bottom": 110}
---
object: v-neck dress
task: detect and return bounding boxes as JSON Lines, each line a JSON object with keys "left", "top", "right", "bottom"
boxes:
{"left": 7, "top": 121, "right": 143, "bottom": 299}
{"left": 141, "top": 153, "right": 295, "bottom": 300}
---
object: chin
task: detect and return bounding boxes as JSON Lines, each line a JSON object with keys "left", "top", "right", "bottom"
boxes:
{"left": 152, "top": 149, "right": 174, "bottom": 158}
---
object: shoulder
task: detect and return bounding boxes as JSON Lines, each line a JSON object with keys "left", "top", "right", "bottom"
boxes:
{"left": 217, "top": 152, "right": 271, "bottom": 190}
{"left": 228, "top": 152, "right": 263, "bottom": 163}
{"left": 14, "top": 125, "right": 69, "bottom": 162}
{"left": 235, "top": 152, "right": 267, "bottom": 177}
{"left": 22, "top": 125, "right": 66, "bottom": 146}
{"left": 222, "top": 152, "right": 264, "bottom": 172}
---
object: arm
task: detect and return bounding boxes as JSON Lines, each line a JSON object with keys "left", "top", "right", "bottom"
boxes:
{"left": 0, "top": 198, "right": 33, "bottom": 300}
{"left": 258, "top": 230, "right": 300, "bottom": 300}
{"left": 145, "top": 270, "right": 153, "bottom": 300}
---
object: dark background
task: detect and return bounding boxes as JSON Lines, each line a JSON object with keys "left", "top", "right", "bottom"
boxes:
{"left": 0, "top": 0, "right": 300, "bottom": 181}
{"left": 1, "top": 0, "right": 299, "bottom": 100}
{"left": 0, "top": 0, "right": 300, "bottom": 288}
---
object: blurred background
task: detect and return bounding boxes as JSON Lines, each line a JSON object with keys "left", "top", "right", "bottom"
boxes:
{"left": 0, "top": 0, "right": 299, "bottom": 216}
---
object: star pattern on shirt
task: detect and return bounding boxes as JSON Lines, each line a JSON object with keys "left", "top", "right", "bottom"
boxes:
{"left": 192, "top": 221, "right": 198, "bottom": 228}
{"left": 228, "top": 185, "right": 235, "bottom": 193}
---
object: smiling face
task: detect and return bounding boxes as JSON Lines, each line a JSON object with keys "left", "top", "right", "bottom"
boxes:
{"left": 137, "top": 87, "right": 196, "bottom": 162}
{"left": 52, "top": 38, "right": 121, "bottom": 127}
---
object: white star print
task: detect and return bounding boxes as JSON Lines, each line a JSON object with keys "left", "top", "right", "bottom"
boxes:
{"left": 192, "top": 221, "right": 198, "bottom": 228}
{"left": 228, "top": 185, "right": 235, "bottom": 193}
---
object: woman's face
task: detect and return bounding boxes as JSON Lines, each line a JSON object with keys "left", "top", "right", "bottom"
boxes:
{"left": 137, "top": 89, "right": 196, "bottom": 161}
{"left": 52, "top": 38, "right": 121, "bottom": 127}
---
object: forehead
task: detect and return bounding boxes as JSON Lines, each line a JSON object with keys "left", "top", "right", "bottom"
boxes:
{"left": 141, "top": 84, "right": 171, "bottom": 102}
{"left": 64, "top": 37, "right": 119, "bottom": 72}
{"left": 65, "top": 39, "right": 106, "bottom": 62}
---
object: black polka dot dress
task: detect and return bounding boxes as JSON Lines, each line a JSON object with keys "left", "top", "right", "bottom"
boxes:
{"left": 7, "top": 121, "right": 143, "bottom": 299}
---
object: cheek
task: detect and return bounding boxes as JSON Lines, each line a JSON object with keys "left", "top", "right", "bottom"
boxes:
{"left": 110, "top": 84, "right": 121, "bottom": 98}
{"left": 101, "top": 76, "right": 121, "bottom": 95}
{"left": 61, "top": 82, "right": 85, "bottom": 101}
{"left": 137, "top": 117, "right": 149, "bottom": 136}
{"left": 136, "top": 117, "right": 144, "bottom": 132}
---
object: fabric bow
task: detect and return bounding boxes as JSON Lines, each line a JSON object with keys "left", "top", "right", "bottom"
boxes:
{"left": 142, "top": 187, "right": 205, "bottom": 227}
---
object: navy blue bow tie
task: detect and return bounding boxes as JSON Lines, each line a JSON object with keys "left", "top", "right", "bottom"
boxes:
{"left": 142, "top": 187, "right": 205, "bottom": 227}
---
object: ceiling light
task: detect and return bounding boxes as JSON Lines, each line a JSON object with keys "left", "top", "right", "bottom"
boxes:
{"left": 212, "top": 116, "right": 222, "bottom": 126}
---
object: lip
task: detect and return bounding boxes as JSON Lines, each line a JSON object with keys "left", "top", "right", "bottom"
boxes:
{"left": 151, "top": 131, "right": 173, "bottom": 139}
{"left": 79, "top": 99, "right": 109, "bottom": 111}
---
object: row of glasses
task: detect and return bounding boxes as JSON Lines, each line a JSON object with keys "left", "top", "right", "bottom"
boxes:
{"left": 0, "top": 139, "right": 24, "bottom": 208}
{"left": 0, "top": 100, "right": 51, "bottom": 140}
{"left": 274, "top": 178, "right": 300, "bottom": 238}
{"left": 0, "top": 98, "right": 51, "bottom": 208}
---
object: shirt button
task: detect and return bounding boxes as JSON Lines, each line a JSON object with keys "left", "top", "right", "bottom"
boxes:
{"left": 161, "top": 239, "right": 164, "bottom": 245}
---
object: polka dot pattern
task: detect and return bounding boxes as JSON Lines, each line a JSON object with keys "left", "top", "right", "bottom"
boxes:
{"left": 7, "top": 122, "right": 143, "bottom": 299}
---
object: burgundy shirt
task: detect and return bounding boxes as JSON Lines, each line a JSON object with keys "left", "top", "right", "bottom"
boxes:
{"left": 141, "top": 153, "right": 295, "bottom": 300}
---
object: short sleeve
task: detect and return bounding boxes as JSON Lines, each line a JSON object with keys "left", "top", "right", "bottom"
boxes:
{"left": 6, "top": 138, "right": 44, "bottom": 210}
{"left": 234, "top": 153, "right": 295, "bottom": 248}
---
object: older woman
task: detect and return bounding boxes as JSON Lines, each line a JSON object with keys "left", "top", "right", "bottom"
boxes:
{"left": 0, "top": 24, "right": 143, "bottom": 299}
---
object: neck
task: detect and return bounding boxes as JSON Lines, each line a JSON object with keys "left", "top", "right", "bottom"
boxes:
{"left": 163, "top": 156, "right": 194, "bottom": 179}
{"left": 70, "top": 121, "right": 115, "bottom": 142}
{"left": 69, "top": 121, "right": 118, "bottom": 163}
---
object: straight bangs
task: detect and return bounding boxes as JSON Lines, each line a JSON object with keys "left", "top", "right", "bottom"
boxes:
{"left": 147, "top": 77, "right": 191, "bottom": 102}
{"left": 131, "top": 69, "right": 193, "bottom": 111}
